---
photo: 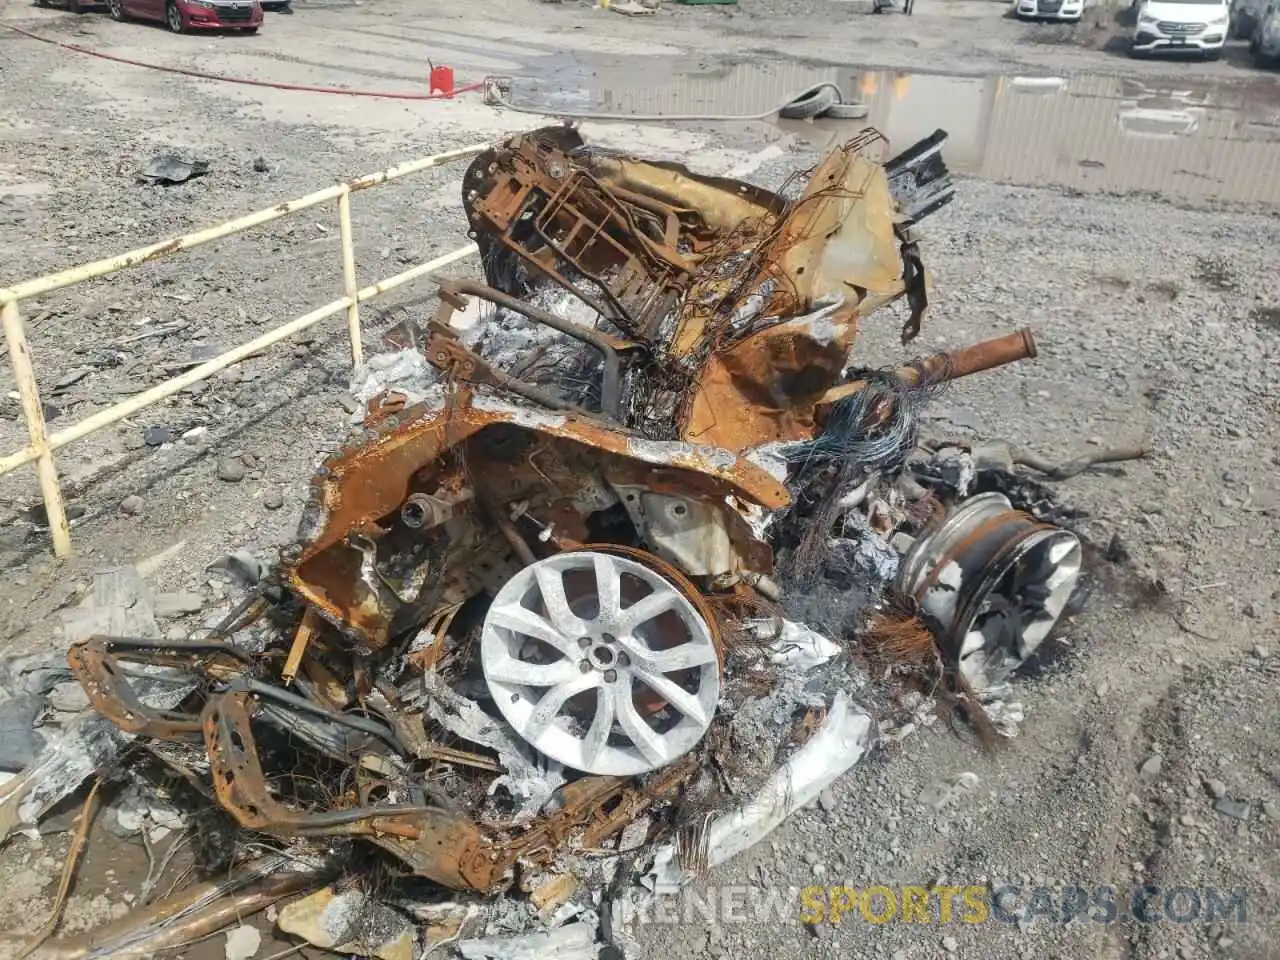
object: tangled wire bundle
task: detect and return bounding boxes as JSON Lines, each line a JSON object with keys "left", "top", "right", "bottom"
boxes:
{"left": 782, "top": 367, "right": 945, "bottom": 473}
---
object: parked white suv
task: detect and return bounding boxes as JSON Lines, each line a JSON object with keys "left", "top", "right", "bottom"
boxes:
{"left": 1131, "top": 0, "right": 1230, "bottom": 57}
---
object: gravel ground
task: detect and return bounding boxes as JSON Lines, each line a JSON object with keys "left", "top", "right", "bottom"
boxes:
{"left": 0, "top": 0, "right": 1277, "bottom": 958}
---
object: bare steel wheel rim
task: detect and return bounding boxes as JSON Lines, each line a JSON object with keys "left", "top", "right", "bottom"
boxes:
{"left": 481, "top": 551, "right": 720, "bottom": 776}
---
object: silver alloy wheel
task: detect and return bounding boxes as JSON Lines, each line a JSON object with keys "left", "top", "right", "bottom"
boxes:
{"left": 481, "top": 551, "right": 720, "bottom": 776}
{"left": 167, "top": 2, "right": 183, "bottom": 31}
{"left": 896, "top": 492, "right": 1082, "bottom": 691}
{"left": 109, "top": 0, "right": 123, "bottom": 19}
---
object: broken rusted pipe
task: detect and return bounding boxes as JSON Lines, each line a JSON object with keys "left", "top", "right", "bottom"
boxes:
{"left": 903, "top": 327, "right": 1037, "bottom": 388}
{"left": 816, "top": 328, "right": 1037, "bottom": 419}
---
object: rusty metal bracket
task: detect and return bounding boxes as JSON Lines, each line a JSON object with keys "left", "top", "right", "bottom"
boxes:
{"left": 66, "top": 636, "right": 255, "bottom": 742}
{"left": 367, "top": 811, "right": 503, "bottom": 891}
{"left": 203, "top": 688, "right": 506, "bottom": 891}
{"left": 202, "top": 688, "right": 431, "bottom": 835}
{"left": 464, "top": 130, "right": 695, "bottom": 341}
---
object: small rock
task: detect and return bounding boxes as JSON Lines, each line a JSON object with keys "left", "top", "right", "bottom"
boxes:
{"left": 217, "top": 458, "right": 247, "bottom": 483}
{"left": 942, "top": 935, "right": 958, "bottom": 953}
{"left": 1213, "top": 797, "right": 1250, "bottom": 820}
{"left": 1253, "top": 645, "right": 1269, "bottom": 660}
{"left": 1139, "top": 501, "right": 1164, "bottom": 516}
{"left": 971, "top": 441, "right": 1013, "bottom": 473}
{"left": 154, "top": 592, "right": 205, "bottom": 619}
{"left": 934, "top": 406, "right": 984, "bottom": 432}
{"left": 54, "top": 366, "right": 93, "bottom": 390}
{"left": 263, "top": 487, "right": 285, "bottom": 511}
{"left": 1262, "top": 800, "right": 1279, "bottom": 821}
{"left": 219, "top": 550, "right": 263, "bottom": 586}
{"left": 1205, "top": 779, "right": 1227, "bottom": 800}
{"left": 920, "top": 771, "right": 981, "bottom": 810}
{"left": 1243, "top": 602, "right": 1260, "bottom": 619}
{"left": 803, "top": 850, "right": 820, "bottom": 866}
{"left": 1178, "top": 813, "right": 1196, "bottom": 827}
{"left": 818, "top": 788, "right": 837, "bottom": 813}
{"left": 143, "top": 426, "right": 171, "bottom": 446}
{"left": 191, "top": 344, "right": 222, "bottom": 363}
{"left": 224, "top": 924, "right": 260, "bottom": 960}
{"left": 252, "top": 156, "right": 270, "bottom": 173}
{"left": 1140, "top": 755, "right": 1163, "bottom": 781}
{"left": 120, "top": 495, "right": 144, "bottom": 516}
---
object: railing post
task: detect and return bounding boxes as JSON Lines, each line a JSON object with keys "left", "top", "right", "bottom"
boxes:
{"left": 1, "top": 297, "right": 71, "bottom": 557}
{"left": 337, "top": 187, "right": 363, "bottom": 368}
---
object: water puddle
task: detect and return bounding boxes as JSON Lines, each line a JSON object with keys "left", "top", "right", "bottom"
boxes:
{"left": 511, "top": 58, "right": 1280, "bottom": 204}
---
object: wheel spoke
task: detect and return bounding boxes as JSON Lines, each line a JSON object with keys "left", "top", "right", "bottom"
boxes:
{"left": 488, "top": 605, "right": 578, "bottom": 658}
{"left": 533, "top": 563, "right": 586, "bottom": 636}
{"left": 631, "top": 668, "right": 710, "bottom": 726}
{"left": 483, "top": 653, "right": 579, "bottom": 687}
{"left": 593, "top": 554, "right": 622, "bottom": 625}
{"left": 616, "top": 591, "right": 679, "bottom": 633}
{"left": 582, "top": 682, "right": 619, "bottom": 767}
{"left": 616, "top": 685, "right": 668, "bottom": 765}
{"left": 618, "top": 636, "right": 718, "bottom": 673}
{"left": 524, "top": 673, "right": 601, "bottom": 740}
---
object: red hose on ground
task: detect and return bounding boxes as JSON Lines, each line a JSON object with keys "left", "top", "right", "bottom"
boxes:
{"left": 0, "top": 21, "right": 486, "bottom": 100}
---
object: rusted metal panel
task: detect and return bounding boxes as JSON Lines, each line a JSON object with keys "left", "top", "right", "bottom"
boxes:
{"left": 682, "top": 299, "right": 862, "bottom": 450}
{"left": 287, "top": 393, "right": 789, "bottom": 647}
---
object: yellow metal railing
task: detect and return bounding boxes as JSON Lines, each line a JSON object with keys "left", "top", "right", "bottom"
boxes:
{"left": 0, "top": 142, "right": 492, "bottom": 557}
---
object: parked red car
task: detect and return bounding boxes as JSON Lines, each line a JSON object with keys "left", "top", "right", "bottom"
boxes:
{"left": 108, "top": 0, "right": 263, "bottom": 32}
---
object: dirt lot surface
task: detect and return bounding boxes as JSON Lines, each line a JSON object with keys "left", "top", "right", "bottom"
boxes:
{"left": 0, "top": 0, "right": 1278, "bottom": 958}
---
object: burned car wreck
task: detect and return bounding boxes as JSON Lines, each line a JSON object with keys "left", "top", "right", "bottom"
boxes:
{"left": 0, "top": 125, "right": 1119, "bottom": 958}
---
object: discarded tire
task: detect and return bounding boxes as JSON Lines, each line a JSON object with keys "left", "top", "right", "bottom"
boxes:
{"left": 779, "top": 84, "right": 841, "bottom": 120}
{"left": 819, "top": 101, "right": 870, "bottom": 120}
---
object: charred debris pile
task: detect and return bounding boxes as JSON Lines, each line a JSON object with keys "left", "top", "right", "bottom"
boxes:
{"left": 0, "top": 126, "right": 1145, "bottom": 960}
